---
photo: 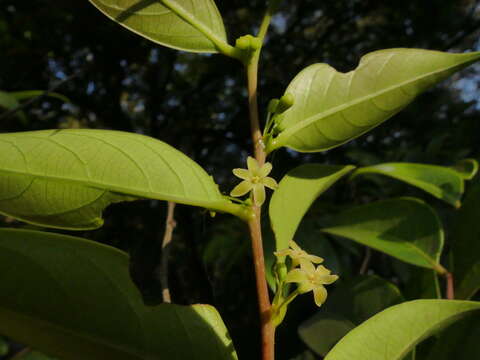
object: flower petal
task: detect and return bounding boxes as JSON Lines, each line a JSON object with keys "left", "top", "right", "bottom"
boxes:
{"left": 232, "top": 168, "right": 251, "bottom": 180}
{"left": 259, "top": 162, "right": 273, "bottom": 177}
{"left": 274, "top": 249, "right": 291, "bottom": 258}
{"left": 284, "top": 269, "right": 308, "bottom": 284}
{"left": 307, "top": 254, "right": 324, "bottom": 264}
{"left": 313, "top": 286, "right": 328, "bottom": 307}
{"left": 319, "top": 274, "right": 339, "bottom": 285}
{"left": 253, "top": 183, "right": 266, "bottom": 206}
{"left": 247, "top": 156, "right": 260, "bottom": 173}
{"left": 289, "top": 240, "right": 301, "bottom": 251}
{"left": 299, "top": 259, "right": 316, "bottom": 274}
{"left": 230, "top": 181, "right": 252, "bottom": 197}
{"left": 261, "top": 177, "right": 278, "bottom": 190}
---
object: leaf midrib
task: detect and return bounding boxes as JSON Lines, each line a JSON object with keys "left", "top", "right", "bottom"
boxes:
{"left": 273, "top": 56, "right": 476, "bottom": 149}
{"left": 0, "top": 167, "right": 225, "bottom": 209}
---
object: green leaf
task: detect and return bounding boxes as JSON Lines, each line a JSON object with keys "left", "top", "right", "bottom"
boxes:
{"left": 0, "top": 228, "right": 237, "bottom": 360}
{"left": 451, "top": 158, "right": 478, "bottom": 180}
{"left": 324, "top": 300, "right": 480, "bottom": 360}
{"left": 453, "top": 183, "right": 480, "bottom": 299}
{"left": 0, "top": 90, "right": 26, "bottom": 122}
{"left": 322, "top": 198, "right": 445, "bottom": 272}
{"left": 269, "top": 164, "right": 354, "bottom": 252}
{"left": 11, "top": 90, "right": 71, "bottom": 104}
{"left": 350, "top": 162, "right": 465, "bottom": 207}
{"left": 89, "top": 0, "right": 230, "bottom": 54}
{"left": 0, "top": 129, "right": 248, "bottom": 229}
{"left": 299, "top": 276, "right": 403, "bottom": 357}
{"left": 266, "top": 49, "right": 480, "bottom": 153}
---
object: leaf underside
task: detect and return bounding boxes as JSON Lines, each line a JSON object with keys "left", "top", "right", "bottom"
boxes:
{"left": 270, "top": 49, "right": 480, "bottom": 153}
{"left": 0, "top": 129, "right": 238, "bottom": 230}
{"left": 269, "top": 164, "right": 354, "bottom": 252}
{"left": 0, "top": 228, "right": 237, "bottom": 360}
{"left": 89, "top": 0, "right": 227, "bottom": 53}
{"left": 322, "top": 197, "right": 444, "bottom": 270}
{"left": 351, "top": 162, "right": 465, "bottom": 207}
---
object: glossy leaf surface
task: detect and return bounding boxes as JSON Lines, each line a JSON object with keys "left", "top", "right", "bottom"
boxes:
{"left": 89, "top": 0, "right": 228, "bottom": 53}
{"left": 270, "top": 164, "right": 354, "bottom": 252}
{"left": 322, "top": 198, "right": 445, "bottom": 271}
{"left": 0, "top": 129, "right": 246, "bottom": 229}
{"left": 351, "top": 162, "right": 465, "bottom": 207}
{"left": 0, "top": 228, "right": 237, "bottom": 360}
{"left": 299, "top": 276, "right": 403, "bottom": 356}
{"left": 267, "top": 49, "right": 480, "bottom": 153}
{"left": 453, "top": 183, "right": 480, "bottom": 299}
{"left": 325, "top": 300, "right": 480, "bottom": 360}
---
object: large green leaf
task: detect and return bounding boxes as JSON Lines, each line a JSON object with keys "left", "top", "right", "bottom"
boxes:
{"left": 351, "top": 162, "right": 465, "bottom": 207}
{"left": 453, "top": 183, "right": 480, "bottom": 299}
{"left": 266, "top": 49, "right": 480, "bottom": 153}
{"left": 11, "top": 90, "right": 71, "bottom": 104}
{"left": 269, "top": 164, "right": 354, "bottom": 252}
{"left": 451, "top": 158, "right": 479, "bottom": 180}
{"left": 324, "top": 300, "right": 480, "bottom": 360}
{"left": 299, "top": 276, "right": 403, "bottom": 357}
{"left": 0, "top": 228, "right": 237, "bottom": 360}
{"left": 322, "top": 198, "right": 445, "bottom": 272}
{"left": 89, "top": 0, "right": 229, "bottom": 53}
{"left": 0, "top": 129, "right": 247, "bottom": 229}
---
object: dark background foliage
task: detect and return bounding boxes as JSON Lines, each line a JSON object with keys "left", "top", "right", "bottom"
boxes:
{"left": 1, "top": 1, "right": 480, "bottom": 359}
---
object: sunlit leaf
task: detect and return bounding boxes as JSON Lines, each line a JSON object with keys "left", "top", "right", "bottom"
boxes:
{"left": 267, "top": 49, "right": 480, "bottom": 153}
{"left": 0, "top": 228, "right": 237, "bottom": 360}
{"left": 322, "top": 198, "right": 445, "bottom": 272}
{"left": 299, "top": 276, "right": 403, "bottom": 357}
{"left": 270, "top": 164, "right": 354, "bottom": 252}
{"left": 351, "top": 162, "right": 465, "bottom": 207}
{"left": 324, "top": 300, "right": 480, "bottom": 360}
{"left": 89, "top": 0, "right": 228, "bottom": 53}
{"left": 453, "top": 183, "right": 480, "bottom": 299}
{"left": 0, "top": 129, "right": 248, "bottom": 230}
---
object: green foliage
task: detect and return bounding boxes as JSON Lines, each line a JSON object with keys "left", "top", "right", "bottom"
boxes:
{"left": 89, "top": 0, "right": 230, "bottom": 54}
{"left": 324, "top": 300, "right": 480, "bottom": 360}
{"left": 0, "top": 336, "right": 8, "bottom": 356}
{"left": 453, "top": 182, "right": 480, "bottom": 299}
{"left": 0, "top": 90, "right": 25, "bottom": 122}
{"left": 351, "top": 162, "right": 467, "bottom": 207}
{"left": 299, "top": 276, "right": 403, "bottom": 356}
{"left": 0, "top": 228, "right": 237, "bottom": 360}
{"left": 0, "top": 129, "right": 248, "bottom": 229}
{"left": 266, "top": 49, "right": 480, "bottom": 153}
{"left": 270, "top": 164, "right": 354, "bottom": 252}
{"left": 451, "top": 159, "right": 479, "bottom": 180}
{"left": 322, "top": 198, "right": 445, "bottom": 272}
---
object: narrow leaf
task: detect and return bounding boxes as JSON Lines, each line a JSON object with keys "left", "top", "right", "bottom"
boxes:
{"left": 11, "top": 90, "right": 71, "bottom": 104}
{"left": 270, "top": 164, "right": 354, "bottom": 252}
{"left": 453, "top": 183, "right": 480, "bottom": 299}
{"left": 322, "top": 198, "right": 445, "bottom": 272}
{"left": 267, "top": 49, "right": 480, "bottom": 153}
{"left": 351, "top": 162, "right": 465, "bottom": 207}
{"left": 0, "top": 129, "right": 247, "bottom": 230}
{"left": 89, "top": 0, "right": 228, "bottom": 53}
{"left": 0, "top": 228, "right": 237, "bottom": 360}
{"left": 325, "top": 300, "right": 480, "bottom": 360}
{"left": 0, "top": 90, "right": 26, "bottom": 122}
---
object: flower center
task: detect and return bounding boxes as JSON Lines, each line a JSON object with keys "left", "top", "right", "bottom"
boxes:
{"left": 251, "top": 175, "right": 261, "bottom": 183}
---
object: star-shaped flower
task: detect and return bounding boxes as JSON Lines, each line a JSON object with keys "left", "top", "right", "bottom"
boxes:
{"left": 230, "top": 156, "right": 278, "bottom": 206}
{"left": 274, "top": 240, "right": 324, "bottom": 268}
{"left": 285, "top": 261, "right": 338, "bottom": 307}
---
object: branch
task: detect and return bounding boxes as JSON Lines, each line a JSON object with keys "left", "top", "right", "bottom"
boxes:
{"left": 160, "top": 201, "right": 177, "bottom": 303}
